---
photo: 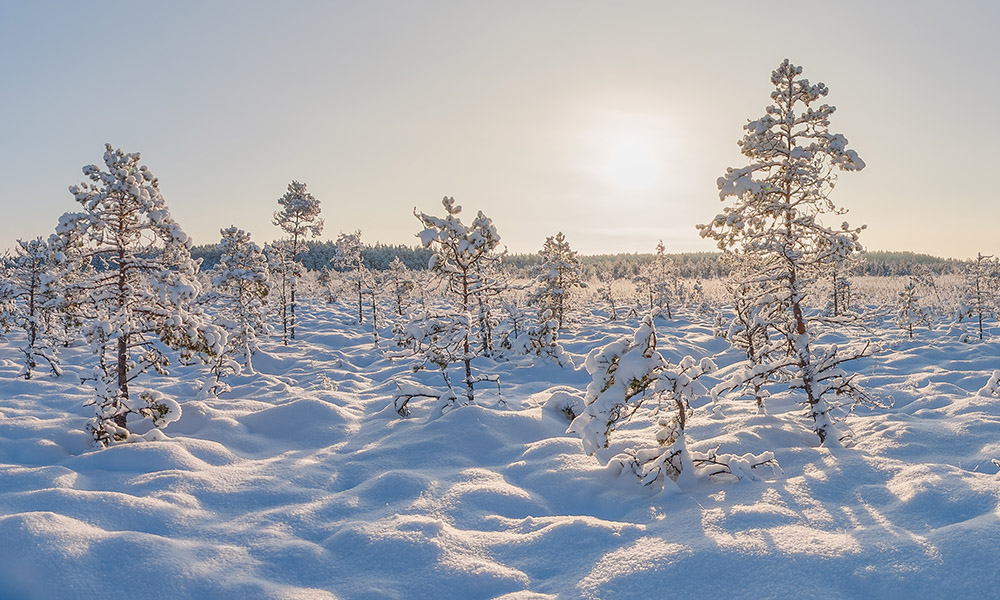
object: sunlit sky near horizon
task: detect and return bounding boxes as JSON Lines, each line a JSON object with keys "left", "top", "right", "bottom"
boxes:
{"left": 2, "top": 1, "right": 999, "bottom": 259}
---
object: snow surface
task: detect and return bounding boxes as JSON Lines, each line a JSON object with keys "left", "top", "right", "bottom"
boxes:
{"left": 2, "top": 300, "right": 999, "bottom": 599}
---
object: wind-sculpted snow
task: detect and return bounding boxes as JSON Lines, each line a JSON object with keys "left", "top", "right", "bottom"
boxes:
{"left": 1, "top": 300, "right": 999, "bottom": 598}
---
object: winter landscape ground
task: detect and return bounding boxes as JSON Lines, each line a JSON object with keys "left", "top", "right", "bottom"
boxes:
{"left": 2, "top": 291, "right": 999, "bottom": 599}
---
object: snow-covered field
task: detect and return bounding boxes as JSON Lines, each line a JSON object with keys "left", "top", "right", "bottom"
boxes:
{"left": 2, "top": 299, "right": 999, "bottom": 599}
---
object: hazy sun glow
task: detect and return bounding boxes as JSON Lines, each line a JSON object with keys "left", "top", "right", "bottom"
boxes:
{"left": 604, "top": 136, "right": 660, "bottom": 191}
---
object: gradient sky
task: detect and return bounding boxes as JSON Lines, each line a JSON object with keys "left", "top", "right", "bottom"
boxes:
{"left": 2, "top": 1, "right": 999, "bottom": 258}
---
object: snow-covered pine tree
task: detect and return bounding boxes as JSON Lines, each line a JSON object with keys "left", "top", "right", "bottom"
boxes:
{"left": 531, "top": 232, "right": 584, "bottom": 331}
{"left": 960, "top": 252, "right": 998, "bottom": 340}
{"left": 0, "top": 237, "right": 62, "bottom": 378}
{"left": 366, "top": 268, "right": 384, "bottom": 346}
{"left": 496, "top": 299, "right": 529, "bottom": 351}
{"left": 209, "top": 226, "right": 270, "bottom": 386}
{"left": 650, "top": 240, "right": 678, "bottom": 318}
{"left": 722, "top": 251, "right": 783, "bottom": 410}
{"left": 635, "top": 241, "right": 678, "bottom": 318}
{"left": 386, "top": 256, "right": 414, "bottom": 316}
{"left": 334, "top": 230, "right": 367, "bottom": 324}
{"left": 317, "top": 267, "right": 337, "bottom": 304}
{"left": 896, "top": 277, "right": 932, "bottom": 339}
{"left": 45, "top": 213, "right": 93, "bottom": 348}
{"left": 272, "top": 181, "right": 323, "bottom": 343}
{"left": 401, "top": 196, "right": 504, "bottom": 405}
{"left": 263, "top": 239, "right": 301, "bottom": 343}
{"left": 596, "top": 273, "right": 619, "bottom": 321}
{"left": 698, "top": 59, "right": 876, "bottom": 445}
{"left": 829, "top": 265, "right": 853, "bottom": 317}
{"left": 57, "top": 144, "right": 225, "bottom": 445}
{"left": 471, "top": 247, "right": 508, "bottom": 357}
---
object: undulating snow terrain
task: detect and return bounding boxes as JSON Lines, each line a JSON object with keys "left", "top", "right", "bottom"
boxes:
{"left": 2, "top": 300, "right": 999, "bottom": 599}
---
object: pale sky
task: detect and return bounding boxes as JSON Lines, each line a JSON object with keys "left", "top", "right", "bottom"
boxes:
{"left": 2, "top": 1, "right": 998, "bottom": 259}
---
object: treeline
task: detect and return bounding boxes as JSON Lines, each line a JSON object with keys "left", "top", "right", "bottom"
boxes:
{"left": 191, "top": 243, "right": 962, "bottom": 278}
{"left": 193, "top": 241, "right": 435, "bottom": 272}
{"left": 853, "top": 251, "right": 964, "bottom": 276}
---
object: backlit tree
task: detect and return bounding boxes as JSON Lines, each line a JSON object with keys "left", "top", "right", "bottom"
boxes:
{"left": 699, "top": 59, "right": 876, "bottom": 445}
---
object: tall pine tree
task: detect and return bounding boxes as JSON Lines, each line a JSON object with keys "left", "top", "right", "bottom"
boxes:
{"left": 56, "top": 144, "right": 224, "bottom": 445}
{"left": 699, "top": 60, "right": 875, "bottom": 445}
{"left": 272, "top": 181, "right": 323, "bottom": 343}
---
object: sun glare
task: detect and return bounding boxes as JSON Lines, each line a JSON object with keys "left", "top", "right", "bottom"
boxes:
{"left": 604, "top": 137, "right": 660, "bottom": 191}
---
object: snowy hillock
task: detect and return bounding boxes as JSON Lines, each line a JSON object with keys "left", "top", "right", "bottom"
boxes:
{"left": 2, "top": 300, "right": 1000, "bottom": 598}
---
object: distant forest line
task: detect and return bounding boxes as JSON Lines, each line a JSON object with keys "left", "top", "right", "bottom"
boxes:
{"left": 190, "top": 241, "right": 964, "bottom": 279}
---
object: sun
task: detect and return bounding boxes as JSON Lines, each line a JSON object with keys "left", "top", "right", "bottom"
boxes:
{"left": 604, "top": 137, "right": 660, "bottom": 191}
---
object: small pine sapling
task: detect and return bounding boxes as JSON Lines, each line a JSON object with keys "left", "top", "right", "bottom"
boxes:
{"left": 500, "top": 305, "right": 570, "bottom": 366}
{"left": 318, "top": 268, "right": 338, "bottom": 304}
{"left": 829, "top": 266, "right": 854, "bottom": 317}
{"left": 0, "top": 238, "right": 62, "bottom": 378}
{"left": 531, "top": 232, "right": 584, "bottom": 331}
{"left": 596, "top": 274, "right": 619, "bottom": 322}
{"left": 366, "top": 269, "right": 384, "bottom": 346}
{"left": 263, "top": 239, "right": 303, "bottom": 343}
{"left": 272, "top": 181, "right": 323, "bottom": 343}
{"left": 204, "top": 227, "right": 271, "bottom": 393}
{"left": 386, "top": 257, "right": 415, "bottom": 316}
{"left": 896, "top": 277, "right": 932, "bottom": 339}
{"left": 636, "top": 241, "right": 678, "bottom": 318}
{"left": 721, "top": 253, "right": 783, "bottom": 410}
{"left": 400, "top": 196, "right": 504, "bottom": 408}
{"left": 960, "top": 253, "right": 998, "bottom": 340}
{"left": 472, "top": 252, "right": 508, "bottom": 357}
{"left": 335, "top": 231, "right": 368, "bottom": 325}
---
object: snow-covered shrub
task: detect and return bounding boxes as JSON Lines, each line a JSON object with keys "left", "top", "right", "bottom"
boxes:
{"left": 977, "top": 370, "right": 1000, "bottom": 397}
{"left": 698, "top": 59, "right": 877, "bottom": 445}
{"left": 55, "top": 144, "right": 225, "bottom": 445}
{"left": 501, "top": 308, "right": 570, "bottom": 366}
{"left": 570, "top": 312, "right": 776, "bottom": 489}
{"left": 272, "top": 180, "right": 323, "bottom": 343}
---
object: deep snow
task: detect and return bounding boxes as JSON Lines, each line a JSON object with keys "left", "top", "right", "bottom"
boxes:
{"left": 1, "top": 299, "right": 999, "bottom": 599}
